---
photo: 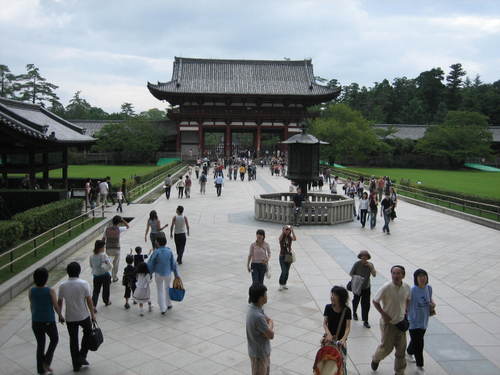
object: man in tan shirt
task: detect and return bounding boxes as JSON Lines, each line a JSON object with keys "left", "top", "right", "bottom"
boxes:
{"left": 371, "top": 265, "right": 411, "bottom": 375}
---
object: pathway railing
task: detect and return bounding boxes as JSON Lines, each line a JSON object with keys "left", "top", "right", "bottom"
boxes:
{"left": 0, "top": 204, "right": 105, "bottom": 275}
{"left": 332, "top": 168, "right": 500, "bottom": 222}
{"left": 128, "top": 163, "right": 185, "bottom": 201}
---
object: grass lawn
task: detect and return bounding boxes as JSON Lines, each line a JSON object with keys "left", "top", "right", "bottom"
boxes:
{"left": 32, "top": 165, "right": 162, "bottom": 182}
{"left": 344, "top": 167, "right": 500, "bottom": 200}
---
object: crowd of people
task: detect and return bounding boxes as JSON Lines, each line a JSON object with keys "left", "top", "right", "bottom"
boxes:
{"left": 29, "top": 162, "right": 438, "bottom": 375}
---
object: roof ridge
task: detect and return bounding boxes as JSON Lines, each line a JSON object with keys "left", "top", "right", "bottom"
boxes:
{"left": 174, "top": 56, "right": 312, "bottom": 65}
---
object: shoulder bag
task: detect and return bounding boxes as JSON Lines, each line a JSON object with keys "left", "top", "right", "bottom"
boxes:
{"left": 169, "top": 276, "right": 185, "bottom": 302}
{"left": 84, "top": 321, "right": 103, "bottom": 351}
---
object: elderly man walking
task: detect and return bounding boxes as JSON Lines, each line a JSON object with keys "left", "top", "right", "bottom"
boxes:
{"left": 371, "top": 265, "right": 411, "bottom": 375}
{"left": 246, "top": 284, "right": 274, "bottom": 375}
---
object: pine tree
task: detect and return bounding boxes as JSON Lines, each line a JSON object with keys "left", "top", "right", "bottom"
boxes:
{"left": 0, "top": 65, "right": 17, "bottom": 98}
{"left": 446, "top": 63, "right": 467, "bottom": 110}
{"left": 15, "top": 64, "right": 60, "bottom": 107}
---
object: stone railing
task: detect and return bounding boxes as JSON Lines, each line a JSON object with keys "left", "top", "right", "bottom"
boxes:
{"left": 255, "top": 192, "right": 354, "bottom": 225}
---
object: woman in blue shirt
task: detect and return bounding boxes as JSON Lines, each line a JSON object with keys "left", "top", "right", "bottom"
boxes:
{"left": 407, "top": 268, "right": 436, "bottom": 369}
{"left": 29, "top": 267, "right": 65, "bottom": 374}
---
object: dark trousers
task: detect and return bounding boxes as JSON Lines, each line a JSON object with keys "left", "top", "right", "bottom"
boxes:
{"left": 165, "top": 186, "right": 171, "bottom": 199}
{"left": 32, "top": 322, "right": 58, "bottom": 374}
{"left": 352, "top": 287, "right": 371, "bottom": 322}
{"left": 407, "top": 328, "right": 426, "bottom": 367}
{"left": 251, "top": 263, "right": 267, "bottom": 285}
{"left": 240, "top": 173, "right": 245, "bottom": 181}
{"left": 279, "top": 256, "right": 291, "bottom": 286}
{"left": 66, "top": 317, "right": 92, "bottom": 370}
{"left": 92, "top": 273, "right": 111, "bottom": 307}
{"left": 116, "top": 199, "right": 123, "bottom": 212}
{"left": 370, "top": 209, "right": 377, "bottom": 229}
{"left": 215, "top": 183, "right": 222, "bottom": 196}
{"left": 360, "top": 209, "right": 368, "bottom": 227}
{"left": 178, "top": 187, "right": 184, "bottom": 198}
{"left": 150, "top": 232, "right": 158, "bottom": 249}
{"left": 174, "top": 232, "right": 187, "bottom": 263}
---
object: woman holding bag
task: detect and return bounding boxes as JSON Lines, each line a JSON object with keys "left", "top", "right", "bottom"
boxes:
{"left": 89, "top": 240, "right": 112, "bottom": 309}
{"left": 407, "top": 268, "right": 436, "bottom": 369}
{"left": 349, "top": 250, "right": 376, "bottom": 328}
{"left": 278, "top": 225, "right": 296, "bottom": 291}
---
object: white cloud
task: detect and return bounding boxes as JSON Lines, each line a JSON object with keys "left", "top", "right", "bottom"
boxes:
{"left": 0, "top": 0, "right": 72, "bottom": 28}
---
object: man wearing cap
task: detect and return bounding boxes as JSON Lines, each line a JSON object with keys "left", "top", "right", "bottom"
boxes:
{"left": 349, "top": 250, "right": 376, "bottom": 328}
{"left": 371, "top": 265, "right": 411, "bottom": 375}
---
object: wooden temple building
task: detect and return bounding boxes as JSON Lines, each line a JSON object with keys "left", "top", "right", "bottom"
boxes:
{"left": 148, "top": 57, "right": 340, "bottom": 158}
{"left": 0, "top": 98, "right": 94, "bottom": 188}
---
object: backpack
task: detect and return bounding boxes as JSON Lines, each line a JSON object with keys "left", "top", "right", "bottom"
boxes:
{"left": 369, "top": 198, "right": 377, "bottom": 211}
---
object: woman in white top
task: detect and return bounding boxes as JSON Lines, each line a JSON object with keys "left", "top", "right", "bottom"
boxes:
{"left": 89, "top": 240, "right": 112, "bottom": 309}
{"left": 176, "top": 177, "right": 185, "bottom": 199}
{"left": 170, "top": 206, "right": 190, "bottom": 264}
{"left": 247, "top": 229, "right": 271, "bottom": 285}
{"left": 359, "top": 192, "right": 369, "bottom": 228}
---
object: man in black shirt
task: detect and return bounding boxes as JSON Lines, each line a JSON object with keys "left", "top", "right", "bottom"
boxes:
{"left": 380, "top": 194, "right": 393, "bottom": 235}
{"left": 292, "top": 188, "right": 304, "bottom": 226}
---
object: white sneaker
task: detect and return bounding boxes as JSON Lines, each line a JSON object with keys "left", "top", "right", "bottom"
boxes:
{"left": 407, "top": 354, "right": 415, "bottom": 363}
{"left": 283, "top": 285, "right": 288, "bottom": 290}
{"left": 279, "top": 285, "right": 284, "bottom": 291}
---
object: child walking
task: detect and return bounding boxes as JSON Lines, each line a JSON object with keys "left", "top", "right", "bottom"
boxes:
{"left": 133, "top": 246, "right": 148, "bottom": 268}
{"left": 133, "top": 262, "right": 152, "bottom": 316}
{"left": 122, "top": 255, "right": 136, "bottom": 309}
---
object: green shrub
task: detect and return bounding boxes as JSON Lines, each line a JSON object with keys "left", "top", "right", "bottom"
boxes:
{"left": 0, "top": 221, "right": 24, "bottom": 251}
{"left": 123, "top": 161, "right": 180, "bottom": 191}
{"left": 12, "top": 199, "right": 83, "bottom": 238}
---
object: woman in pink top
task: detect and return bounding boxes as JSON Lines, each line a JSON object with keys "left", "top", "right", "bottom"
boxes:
{"left": 247, "top": 229, "right": 271, "bottom": 285}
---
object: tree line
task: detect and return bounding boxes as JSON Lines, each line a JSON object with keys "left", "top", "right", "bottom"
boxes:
{"left": 0, "top": 64, "right": 166, "bottom": 120}
{"left": 317, "top": 63, "right": 500, "bottom": 125}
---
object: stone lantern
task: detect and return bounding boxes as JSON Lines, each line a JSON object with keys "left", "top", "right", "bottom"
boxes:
{"left": 282, "top": 132, "right": 328, "bottom": 194}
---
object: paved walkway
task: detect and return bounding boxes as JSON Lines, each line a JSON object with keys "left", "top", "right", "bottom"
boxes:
{"left": 1, "top": 168, "right": 500, "bottom": 375}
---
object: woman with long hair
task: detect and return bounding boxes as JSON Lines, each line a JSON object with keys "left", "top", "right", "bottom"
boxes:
{"left": 278, "top": 225, "right": 296, "bottom": 291}
{"left": 145, "top": 210, "right": 168, "bottom": 249}
{"left": 247, "top": 229, "right": 271, "bottom": 285}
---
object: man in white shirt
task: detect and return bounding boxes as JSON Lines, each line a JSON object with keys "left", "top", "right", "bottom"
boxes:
{"left": 371, "top": 265, "right": 411, "bottom": 375}
{"left": 98, "top": 179, "right": 109, "bottom": 208}
{"left": 58, "top": 262, "right": 96, "bottom": 372}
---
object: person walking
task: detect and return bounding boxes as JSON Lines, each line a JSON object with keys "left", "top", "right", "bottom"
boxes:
{"left": 133, "top": 262, "right": 153, "bottom": 316}
{"left": 350, "top": 250, "right": 376, "bottom": 328}
{"left": 176, "top": 176, "right": 185, "bottom": 199}
{"left": 185, "top": 175, "right": 192, "bottom": 198}
{"left": 30, "top": 267, "right": 65, "bottom": 375}
{"left": 380, "top": 193, "right": 393, "bottom": 235}
{"left": 407, "top": 269, "right": 435, "bottom": 369}
{"left": 246, "top": 284, "right": 274, "bottom": 375}
{"left": 247, "top": 229, "right": 271, "bottom": 285}
{"left": 390, "top": 186, "right": 398, "bottom": 220}
{"left": 278, "top": 225, "right": 296, "bottom": 291}
{"left": 292, "top": 187, "right": 304, "bottom": 226}
{"left": 170, "top": 206, "right": 190, "bottom": 264}
{"left": 89, "top": 240, "right": 112, "bottom": 309}
{"left": 359, "top": 192, "right": 369, "bottom": 228}
{"left": 144, "top": 210, "right": 167, "bottom": 249}
{"left": 98, "top": 179, "right": 109, "bottom": 207}
{"left": 369, "top": 191, "right": 378, "bottom": 230}
{"left": 116, "top": 188, "right": 124, "bottom": 213}
{"left": 199, "top": 171, "right": 207, "bottom": 194}
{"left": 147, "top": 235, "right": 180, "bottom": 315}
{"left": 322, "top": 286, "right": 352, "bottom": 362}
{"left": 194, "top": 165, "right": 200, "bottom": 179}
{"left": 120, "top": 178, "right": 130, "bottom": 206}
{"left": 57, "top": 262, "right": 96, "bottom": 372}
{"left": 215, "top": 173, "right": 224, "bottom": 197}
{"left": 103, "top": 215, "right": 129, "bottom": 282}
{"left": 371, "top": 265, "right": 411, "bottom": 375}
{"left": 164, "top": 174, "right": 173, "bottom": 200}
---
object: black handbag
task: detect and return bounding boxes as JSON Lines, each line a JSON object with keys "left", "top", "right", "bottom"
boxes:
{"left": 395, "top": 316, "right": 409, "bottom": 332}
{"left": 346, "top": 281, "right": 352, "bottom": 291}
{"left": 85, "top": 321, "right": 103, "bottom": 351}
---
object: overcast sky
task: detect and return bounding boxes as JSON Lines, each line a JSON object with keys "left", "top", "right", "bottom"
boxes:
{"left": 1, "top": 0, "right": 499, "bottom": 112}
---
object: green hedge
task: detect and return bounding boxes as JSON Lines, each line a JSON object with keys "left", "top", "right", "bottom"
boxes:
{"left": 123, "top": 160, "right": 181, "bottom": 191}
{"left": 12, "top": 199, "right": 83, "bottom": 238}
{"left": 0, "top": 221, "right": 24, "bottom": 251}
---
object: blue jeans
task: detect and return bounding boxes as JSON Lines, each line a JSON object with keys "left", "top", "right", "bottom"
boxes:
{"left": 370, "top": 209, "right": 377, "bottom": 229}
{"left": 360, "top": 209, "right": 368, "bottom": 227}
{"left": 279, "top": 256, "right": 291, "bottom": 286}
{"left": 251, "top": 263, "right": 267, "bottom": 285}
{"left": 383, "top": 210, "right": 391, "bottom": 233}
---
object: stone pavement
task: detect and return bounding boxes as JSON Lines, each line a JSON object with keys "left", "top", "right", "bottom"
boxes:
{"left": 1, "top": 168, "right": 500, "bottom": 375}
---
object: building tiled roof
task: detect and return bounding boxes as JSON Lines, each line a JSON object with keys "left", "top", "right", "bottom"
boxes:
{"left": 0, "top": 98, "right": 94, "bottom": 144}
{"left": 374, "top": 124, "right": 500, "bottom": 142}
{"left": 148, "top": 57, "right": 340, "bottom": 100}
{"left": 70, "top": 120, "right": 124, "bottom": 137}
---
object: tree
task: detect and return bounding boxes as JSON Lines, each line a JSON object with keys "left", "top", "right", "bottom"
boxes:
{"left": 416, "top": 68, "right": 446, "bottom": 123}
{"left": 0, "top": 65, "right": 17, "bottom": 98}
{"left": 309, "top": 104, "right": 383, "bottom": 164}
{"left": 120, "top": 102, "right": 135, "bottom": 118}
{"left": 416, "top": 111, "right": 492, "bottom": 168}
{"left": 446, "top": 63, "right": 466, "bottom": 110}
{"left": 65, "top": 91, "right": 92, "bottom": 119}
{"left": 138, "top": 108, "right": 167, "bottom": 120}
{"left": 15, "top": 64, "right": 60, "bottom": 107}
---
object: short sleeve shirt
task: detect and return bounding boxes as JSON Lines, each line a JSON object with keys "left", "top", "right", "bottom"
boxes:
{"left": 323, "top": 305, "right": 352, "bottom": 340}
{"left": 58, "top": 278, "right": 91, "bottom": 322}
{"left": 246, "top": 304, "right": 271, "bottom": 358}
{"left": 249, "top": 242, "right": 271, "bottom": 263}
{"left": 373, "top": 281, "right": 410, "bottom": 324}
{"left": 349, "top": 260, "right": 373, "bottom": 289}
